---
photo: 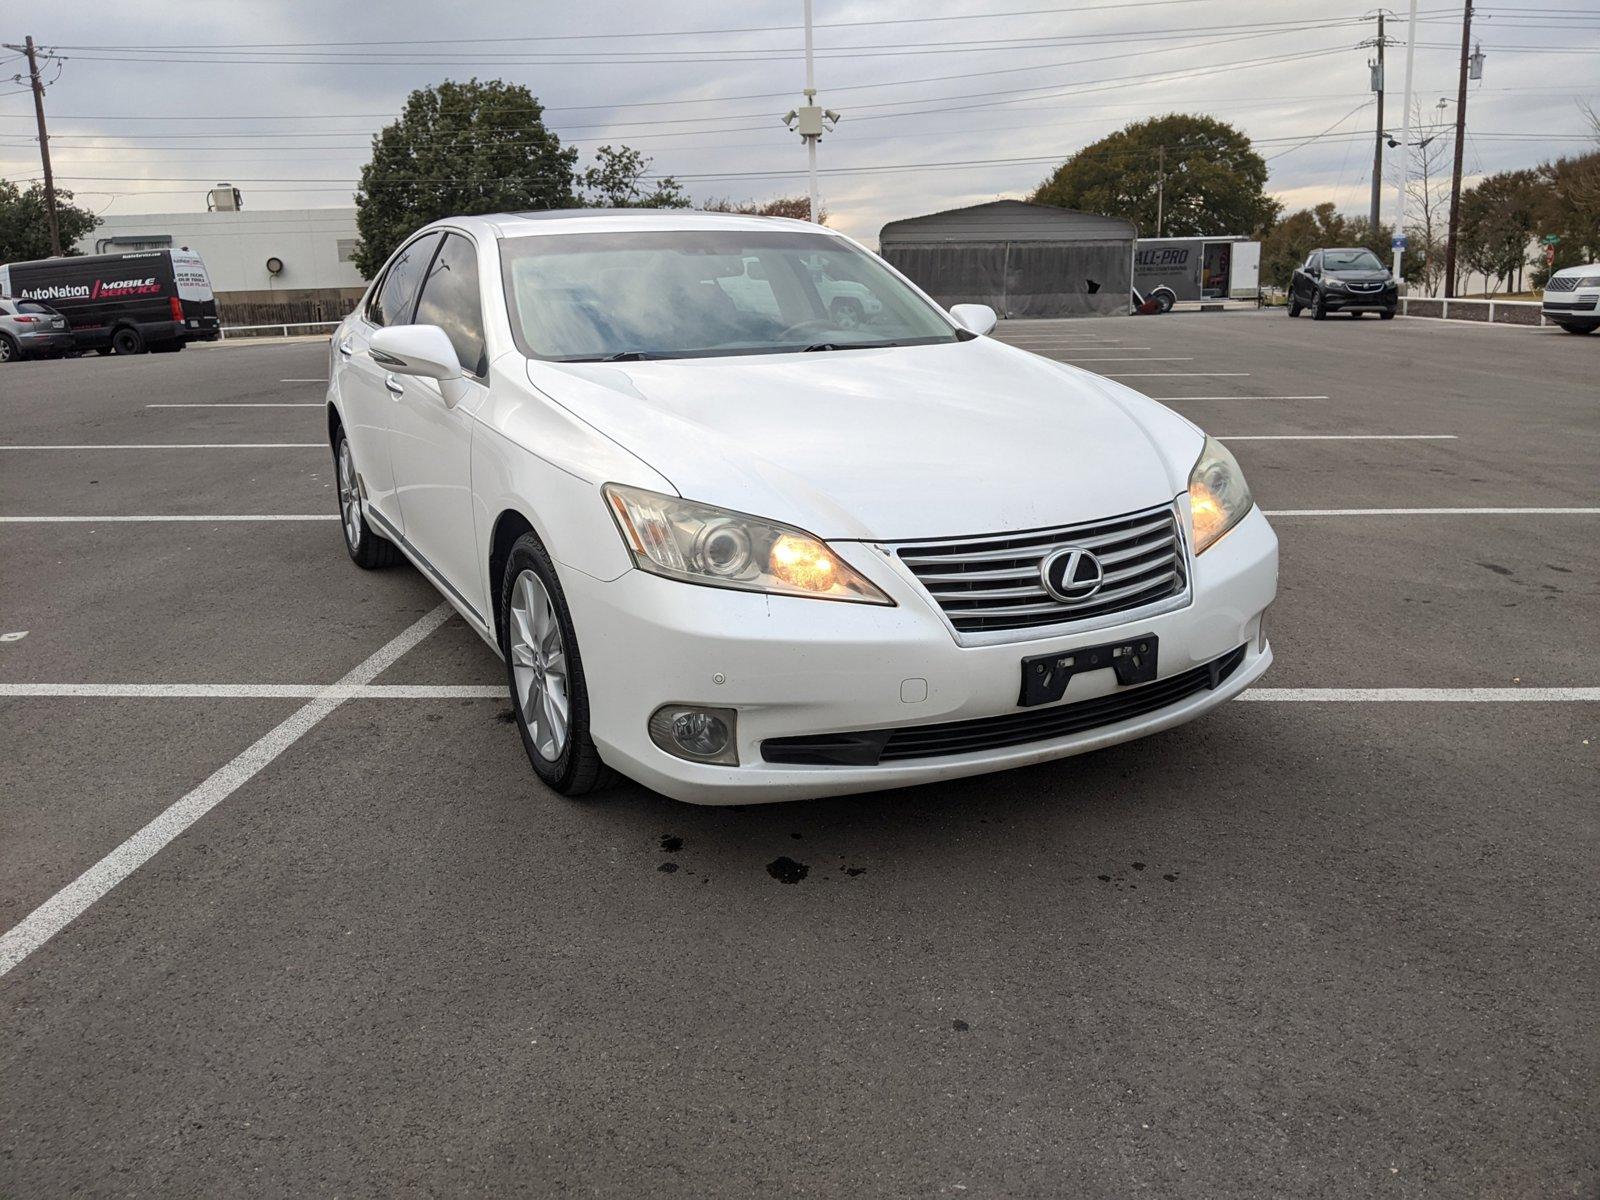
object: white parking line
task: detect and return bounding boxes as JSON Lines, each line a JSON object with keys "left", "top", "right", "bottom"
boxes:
{"left": 0, "top": 515, "right": 336, "bottom": 523}
{"left": 147, "top": 403, "right": 322, "bottom": 409}
{"left": 1102, "top": 372, "right": 1251, "bottom": 378}
{"left": 1240, "top": 688, "right": 1600, "bottom": 701}
{"left": 1162, "top": 395, "right": 1329, "bottom": 401}
{"left": 2, "top": 682, "right": 1592, "bottom": 703}
{"left": 1058, "top": 356, "right": 1193, "bottom": 362}
{"left": 0, "top": 683, "right": 502, "bottom": 699}
{"left": 0, "top": 444, "right": 322, "bottom": 451}
{"left": 1264, "top": 507, "right": 1600, "bottom": 516}
{"left": 0, "top": 603, "right": 454, "bottom": 979}
{"left": 1218, "top": 434, "right": 1457, "bottom": 441}
{"left": 279, "top": 378, "right": 327, "bottom": 383}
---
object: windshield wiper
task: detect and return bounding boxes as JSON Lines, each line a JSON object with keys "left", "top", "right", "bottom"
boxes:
{"left": 801, "top": 340, "right": 901, "bottom": 353}
{"left": 599, "top": 350, "right": 659, "bottom": 362}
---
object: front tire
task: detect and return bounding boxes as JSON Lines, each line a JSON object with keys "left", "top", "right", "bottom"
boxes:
{"left": 1287, "top": 298, "right": 1302, "bottom": 318}
{"left": 0, "top": 334, "right": 17, "bottom": 363}
{"left": 501, "top": 534, "right": 608, "bottom": 796}
{"left": 334, "top": 431, "right": 399, "bottom": 568}
{"left": 1311, "top": 292, "right": 1327, "bottom": 320}
{"left": 1557, "top": 322, "right": 1596, "bottom": 335}
{"left": 1380, "top": 308, "right": 1396, "bottom": 320}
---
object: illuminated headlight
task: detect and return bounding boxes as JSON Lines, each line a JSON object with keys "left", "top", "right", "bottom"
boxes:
{"left": 1187, "top": 436, "right": 1253, "bottom": 555}
{"left": 604, "top": 483, "right": 893, "bottom": 604}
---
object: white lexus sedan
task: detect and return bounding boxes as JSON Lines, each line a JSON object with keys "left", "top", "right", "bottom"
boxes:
{"left": 327, "top": 211, "right": 1276, "bottom": 804}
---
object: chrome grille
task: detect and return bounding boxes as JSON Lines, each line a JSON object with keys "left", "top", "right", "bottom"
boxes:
{"left": 1544, "top": 276, "right": 1578, "bottom": 293}
{"left": 893, "top": 503, "right": 1189, "bottom": 635}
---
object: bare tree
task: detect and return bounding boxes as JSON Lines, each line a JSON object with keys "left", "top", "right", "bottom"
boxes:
{"left": 1395, "top": 101, "right": 1454, "bottom": 294}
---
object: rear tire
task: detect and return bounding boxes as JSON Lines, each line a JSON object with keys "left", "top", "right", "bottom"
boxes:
{"left": 334, "top": 430, "right": 400, "bottom": 569}
{"left": 500, "top": 533, "right": 610, "bottom": 797}
{"left": 111, "top": 326, "right": 145, "bottom": 355}
{"left": 0, "top": 334, "right": 17, "bottom": 363}
{"left": 95, "top": 347, "right": 114, "bottom": 357}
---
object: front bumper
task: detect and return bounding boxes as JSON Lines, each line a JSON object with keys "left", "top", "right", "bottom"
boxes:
{"left": 560, "top": 504, "right": 1278, "bottom": 804}
{"left": 1543, "top": 295, "right": 1599, "bottom": 320}
{"left": 1322, "top": 288, "right": 1396, "bottom": 312}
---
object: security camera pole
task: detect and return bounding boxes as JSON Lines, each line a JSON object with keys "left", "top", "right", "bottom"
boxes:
{"left": 782, "top": 0, "right": 840, "bottom": 224}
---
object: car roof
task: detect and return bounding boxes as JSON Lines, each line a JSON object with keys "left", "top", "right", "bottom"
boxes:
{"left": 428, "top": 209, "right": 830, "bottom": 241}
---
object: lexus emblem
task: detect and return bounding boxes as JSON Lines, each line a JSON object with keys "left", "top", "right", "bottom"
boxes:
{"left": 1041, "top": 546, "right": 1105, "bottom": 603}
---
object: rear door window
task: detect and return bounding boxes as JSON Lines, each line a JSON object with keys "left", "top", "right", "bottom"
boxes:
{"left": 367, "top": 232, "right": 442, "bottom": 327}
{"left": 412, "top": 233, "right": 488, "bottom": 377}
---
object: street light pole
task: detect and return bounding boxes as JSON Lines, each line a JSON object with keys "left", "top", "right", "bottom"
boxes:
{"left": 1392, "top": 0, "right": 1420, "bottom": 282}
{"left": 1442, "top": 0, "right": 1474, "bottom": 298}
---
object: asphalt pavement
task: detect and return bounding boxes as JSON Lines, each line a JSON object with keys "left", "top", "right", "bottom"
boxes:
{"left": 0, "top": 314, "right": 1595, "bottom": 1197}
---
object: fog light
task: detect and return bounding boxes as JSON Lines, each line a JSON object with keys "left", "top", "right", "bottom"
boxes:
{"left": 648, "top": 704, "right": 739, "bottom": 766}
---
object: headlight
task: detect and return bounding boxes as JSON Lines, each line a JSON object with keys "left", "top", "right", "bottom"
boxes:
{"left": 1573, "top": 275, "right": 1600, "bottom": 288}
{"left": 603, "top": 483, "right": 893, "bottom": 604}
{"left": 1187, "top": 436, "right": 1253, "bottom": 555}
{"left": 1322, "top": 277, "right": 1346, "bottom": 290}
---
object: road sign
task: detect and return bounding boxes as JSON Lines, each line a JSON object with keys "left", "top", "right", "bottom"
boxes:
{"left": 1542, "top": 234, "right": 1561, "bottom": 245}
{"left": 1392, "top": 235, "right": 1408, "bottom": 250}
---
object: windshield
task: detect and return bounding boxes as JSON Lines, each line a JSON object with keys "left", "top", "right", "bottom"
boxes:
{"left": 499, "top": 229, "right": 961, "bottom": 361}
{"left": 1324, "top": 249, "right": 1383, "bottom": 272}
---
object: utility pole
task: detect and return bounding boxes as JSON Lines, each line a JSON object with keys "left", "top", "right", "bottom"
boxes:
{"left": 1442, "top": 0, "right": 1474, "bottom": 298}
{"left": 1155, "top": 146, "right": 1165, "bottom": 237}
{"left": 1392, "top": 0, "right": 1420, "bottom": 282}
{"left": 1367, "top": 12, "right": 1387, "bottom": 233}
{"left": 781, "top": 0, "right": 839, "bottom": 224}
{"left": 6, "top": 36, "right": 61, "bottom": 255}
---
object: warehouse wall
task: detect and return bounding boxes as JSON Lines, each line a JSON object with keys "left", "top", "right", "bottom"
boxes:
{"left": 884, "top": 240, "right": 1132, "bottom": 318}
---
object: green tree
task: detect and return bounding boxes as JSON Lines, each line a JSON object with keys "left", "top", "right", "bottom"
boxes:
{"left": 1031, "top": 114, "right": 1279, "bottom": 237}
{"left": 1458, "top": 168, "right": 1541, "bottom": 294}
{"left": 353, "top": 79, "right": 577, "bottom": 277}
{"left": 577, "top": 145, "right": 690, "bottom": 209}
{"left": 1531, "top": 149, "right": 1600, "bottom": 284}
{"left": 702, "top": 195, "right": 825, "bottom": 224}
{"left": 1260, "top": 203, "right": 1392, "bottom": 288}
{"left": 0, "top": 179, "right": 100, "bottom": 262}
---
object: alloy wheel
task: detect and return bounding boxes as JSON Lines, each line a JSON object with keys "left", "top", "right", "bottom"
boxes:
{"left": 0, "top": 338, "right": 13, "bottom": 363}
{"left": 337, "top": 439, "right": 362, "bottom": 550}
{"left": 509, "top": 569, "right": 571, "bottom": 762}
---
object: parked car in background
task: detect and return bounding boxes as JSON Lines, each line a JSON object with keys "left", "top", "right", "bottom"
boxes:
{"left": 1287, "top": 248, "right": 1398, "bottom": 320}
{"left": 1541, "top": 263, "right": 1600, "bottom": 335}
{"left": 325, "top": 210, "right": 1277, "bottom": 805}
{"left": 0, "top": 247, "right": 220, "bottom": 355}
{"left": 0, "top": 296, "right": 74, "bottom": 363}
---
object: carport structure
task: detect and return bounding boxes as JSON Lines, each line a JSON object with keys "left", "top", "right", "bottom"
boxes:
{"left": 878, "top": 198, "right": 1135, "bottom": 319}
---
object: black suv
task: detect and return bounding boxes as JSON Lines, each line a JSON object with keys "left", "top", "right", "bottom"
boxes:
{"left": 1288, "top": 248, "right": 1398, "bottom": 320}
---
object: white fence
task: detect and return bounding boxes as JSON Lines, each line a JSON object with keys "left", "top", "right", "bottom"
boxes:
{"left": 1398, "top": 297, "right": 1549, "bottom": 327}
{"left": 217, "top": 320, "right": 341, "bottom": 341}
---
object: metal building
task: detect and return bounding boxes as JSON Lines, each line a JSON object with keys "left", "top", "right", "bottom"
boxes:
{"left": 878, "top": 199, "right": 1136, "bottom": 319}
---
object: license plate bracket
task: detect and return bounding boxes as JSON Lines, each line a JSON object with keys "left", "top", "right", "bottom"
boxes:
{"left": 1018, "top": 634, "right": 1158, "bottom": 707}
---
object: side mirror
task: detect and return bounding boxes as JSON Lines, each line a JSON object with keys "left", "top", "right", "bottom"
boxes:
{"left": 1307, "top": 267, "right": 1321, "bottom": 278}
{"left": 949, "top": 303, "right": 998, "bottom": 336}
{"left": 370, "top": 324, "right": 461, "bottom": 380}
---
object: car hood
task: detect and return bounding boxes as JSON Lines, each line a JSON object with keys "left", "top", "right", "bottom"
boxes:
{"left": 524, "top": 339, "right": 1202, "bottom": 541}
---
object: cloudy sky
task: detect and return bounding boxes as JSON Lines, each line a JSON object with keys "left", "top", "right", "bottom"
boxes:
{"left": 3, "top": 0, "right": 1595, "bottom": 245}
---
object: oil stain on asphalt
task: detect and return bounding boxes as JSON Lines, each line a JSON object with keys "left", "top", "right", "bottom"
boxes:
{"left": 766, "top": 857, "right": 809, "bottom": 884}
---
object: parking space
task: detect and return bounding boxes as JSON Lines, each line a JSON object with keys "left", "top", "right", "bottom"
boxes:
{"left": 1, "top": 321, "right": 1596, "bottom": 1195}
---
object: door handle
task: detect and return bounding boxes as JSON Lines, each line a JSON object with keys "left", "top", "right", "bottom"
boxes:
{"left": 384, "top": 374, "right": 406, "bottom": 397}
{"left": 337, "top": 337, "right": 354, "bottom": 357}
